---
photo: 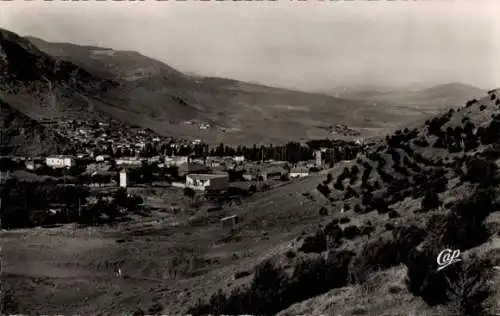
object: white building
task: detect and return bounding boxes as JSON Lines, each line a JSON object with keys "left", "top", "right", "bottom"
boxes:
{"left": 289, "top": 167, "right": 310, "bottom": 178}
{"left": 233, "top": 156, "right": 245, "bottom": 163}
{"left": 116, "top": 157, "right": 142, "bottom": 167}
{"left": 147, "top": 156, "right": 161, "bottom": 164}
{"left": 119, "top": 169, "right": 128, "bottom": 188}
{"left": 95, "top": 155, "right": 111, "bottom": 162}
{"left": 165, "top": 156, "right": 190, "bottom": 167}
{"left": 186, "top": 173, "right": 229, "bottom": 191}
{"left": 25, "top": 161, "right": 35, "bottom": 170}
{"left": 45, "top": 156, "right": 74, "bottom": 169}
{"left": 315, "top": 150, "right": 323, "bottom": 168}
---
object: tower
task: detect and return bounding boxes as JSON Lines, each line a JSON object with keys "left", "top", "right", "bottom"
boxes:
{"left": 119, "top": 169, "right": 128, "bottom": 188}
{"left": 315, "top": 150, "right": 322, "bottom": 168}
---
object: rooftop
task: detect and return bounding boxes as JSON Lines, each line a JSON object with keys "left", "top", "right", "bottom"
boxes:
{"left": 187, "top": 173, "right": 229, "bottom": 181}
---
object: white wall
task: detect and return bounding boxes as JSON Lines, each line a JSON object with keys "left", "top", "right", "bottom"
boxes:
{"left": 119, "top": 172, "right": 127, "bottom": 188}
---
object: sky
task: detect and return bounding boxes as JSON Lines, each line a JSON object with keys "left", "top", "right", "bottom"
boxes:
{"left": 1, "top": 0, "right": 499, "bottom": 92}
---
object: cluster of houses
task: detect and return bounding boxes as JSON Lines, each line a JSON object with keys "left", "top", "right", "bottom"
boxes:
{"left": 13, "top": 148, "right": 326, "bottom": 193}
{"left": 40, "top": 119, "right": 178, "bottom": 158}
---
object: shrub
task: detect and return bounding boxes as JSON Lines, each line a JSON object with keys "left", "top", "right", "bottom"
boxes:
{"left": 385, "top": 223, "right": 395, "bottom": 231}
{"left": 235, "top": 270, "right": 252, "bottom": 279}
{"left": 299, "top": 231, "right": 327, "bottom": 253}
{"left": 339, "top": 217, "right": 350, "bottom": 224}
{"left": 316, "top": 184, "right": 331, "bottom": 197}
{"left": 283, "top": 250, "right": 298, "bottom": 261}
{"left": 333, "top": 178, "right": 344, "bottom": 191}
{"left": 0, "top": 287, "right": 19, "bottom": 314}
{"left": 465, "top": 99, "right": 477, "bottom": 107}
{"left": 344, "top": 186, "right": 359, "bottom": 199}
{"left": 421, "top": 190, "right": 441, "bottom": 211}
{"left": 349, "top": 225, "right": 426, "bottom": 283}
{"left": 361, "top": 191, "right": 374, "bottom": 207}
{"left": 388, "top": 210, "right": 400, "bottom": 218}
{"left": 249, "top": 184, "right": 257, "bottom": 193}
{"left": 326, "top": 173, "right": 333, "bottom": 184}
{"left": 343, "top": 225, "right": 361, "bottom": 240}
{"left": 462, "top": 158, "right": 498, "bottom": 186}
{"left": 183, "top": 187, "right": 196, "bottom": 199}
{"left": 319, "top": 207, "right": 328, "bottom": 216}
{"left": 406, "top": 249, "right": 492, "bottom": 314}
{"left": 353, "top": 204, "right": 363, "bottom": 214}
{"left": 323, "top": 222, "right": 343, "bottom": 246}
{"left": 479, "top": 104, "right": 486, "bottom": 111}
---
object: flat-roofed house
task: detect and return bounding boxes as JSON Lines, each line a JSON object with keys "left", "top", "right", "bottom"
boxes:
{"left": 45, "top": 156, "right": 74, "bottom": 169}
{"left": 289, "top": 167, "right": 310, "bottom": 178}
{"left": 186, "top": 173, "right": 229, "bottom": 191}
{"left": 165, "top": 156, "right": 190, "bottom": 167}
{"left": 116, "top": 157, "right": 143, "bottom": 167}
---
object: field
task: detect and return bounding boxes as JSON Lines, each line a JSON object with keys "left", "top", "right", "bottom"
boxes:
{"left": 1, "top": 169, "right": 332, "bottom": 315}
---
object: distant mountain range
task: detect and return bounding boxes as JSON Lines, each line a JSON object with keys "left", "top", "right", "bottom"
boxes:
{"left": 326, "top": 82, "right": 485, "bottom": 112}
{"left": 0, "top": 28, "right": 487, "bottom": 151}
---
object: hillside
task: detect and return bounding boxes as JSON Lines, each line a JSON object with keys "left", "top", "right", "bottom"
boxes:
{"left": 18, "top": 31, "right": 435, "bottom": 144}
{"left": 25, "top": 36, "right": 187, "bottom": 82}
{"left": 0, "top": 28, "right": 120, "bottom": 121}
{"left": 3, "top": 90, "right": 500, "bottom": 315}
{"left": 187, "top": 89, "right": 500, "bottom": 316}
{"left": 0, "top": 98, "right": 70, "bottom": 156}
{"left": 329, "top": 83, "right": 486, "bottom": 118}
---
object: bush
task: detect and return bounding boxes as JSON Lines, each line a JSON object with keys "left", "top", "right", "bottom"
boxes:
{"left": 0, "top": 287, "right": 19, "bottom": 314}
{"left": 183, "top": 187, "right": 196, "bottom": 199}
{"left": 462, "top": 158, "right": 498, "bottom": 186}
{"left": 388, "top": 210, "right": 400, "bottom": 218}
{"left": 318, "top": 207, "right": 328, "bottom": 216}
{"left": 361, "top": 191, "right": 374, "bottom": 207}
{"left": 323, "top": 222, "right": 343, "bottom": 246}
{"left": 235, "top": 270, "right": 252, "bottom": 279}
{"left": 349, "top": 225, "right": 426, "bottom": 283}
{"left": 339, "top": 217, "right": 350, "bottom": 224}
{"left": 353, "top": 204, "right": 363, "bottom": 214}
{"left": 465, "top": 99, "right": 477, "bottom": 107}
{"left": 334, "top": 178, "right": 344, "bottom": 190}
{"left": 285, "top": 251, "right": 296, "bottom": 259}
{"left": 299, "top": 231, "right": 327, "bottom": 253}
{"left": 343, "top": 225, "right": 361, "bottom": 240}
{"left": 421, "top": 190, "right": 441, "bottom": 211}
{"left": 343, "top": 186, "right": 359, "bottom": 199}
{"left": 317, "top": 184, "right": 331, "bottom": 197}
{"left": 406, "top": 249, "right": 492, "bottom": 314}
{"left": 479, "top": 104, "right": 486, "bottom": 111}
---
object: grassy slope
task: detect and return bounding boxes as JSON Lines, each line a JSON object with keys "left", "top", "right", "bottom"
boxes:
{"left": 0, "top": 98, "right": 70, "bottom": 155}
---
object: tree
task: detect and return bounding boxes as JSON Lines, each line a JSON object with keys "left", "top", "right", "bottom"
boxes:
{"left": 184, "top": 187, "right": 196, "bottom": 201}
{"left": 421, "top": 190, "right": 441, "bottom": 211}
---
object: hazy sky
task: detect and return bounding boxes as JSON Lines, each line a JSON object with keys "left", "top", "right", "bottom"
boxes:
{"left": 1, "top": 0, "right": 499, "bottom": 91}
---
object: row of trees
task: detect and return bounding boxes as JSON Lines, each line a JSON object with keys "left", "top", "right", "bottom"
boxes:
{"left": 96, "top": 139, "right": 363, "bottom": 164}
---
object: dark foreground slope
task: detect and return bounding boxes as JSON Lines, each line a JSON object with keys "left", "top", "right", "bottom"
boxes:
{"left": 0, "top": 98, "right": 70, "bottom": 156}
{"left": 188, "top": 89, "right": 500, "bottom": 316}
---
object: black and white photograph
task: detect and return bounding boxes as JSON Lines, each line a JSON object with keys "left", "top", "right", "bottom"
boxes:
{"left": 1, "top": 0, "right": 499, "bottom": 315}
